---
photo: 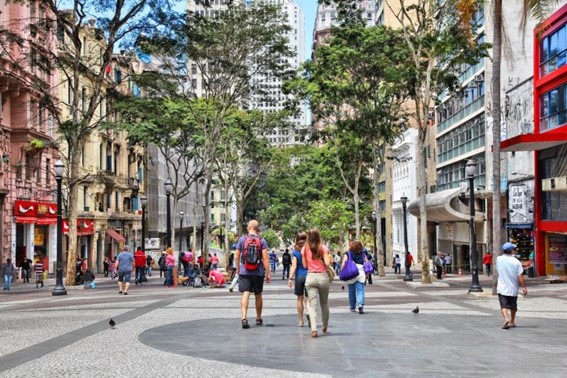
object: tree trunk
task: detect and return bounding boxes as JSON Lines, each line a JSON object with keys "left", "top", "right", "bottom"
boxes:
{"left": 417, "top": 110, "right": 432, "bottom": 284}
{"left": 491, "top": 0, "right": 503, "bottom": 295}
{"left": 64, "top": 146, "right": 82, "bottom": 286}
{"left": 353, "top": 192, "right": 360, "bottom": 239}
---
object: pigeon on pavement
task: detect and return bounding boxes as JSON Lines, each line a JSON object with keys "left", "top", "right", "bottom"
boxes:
{"left": 109, "top": 318, "right": 116, "bottom": 329}
{"left": 412, "top": 306, "right": 419, "bottom": 314}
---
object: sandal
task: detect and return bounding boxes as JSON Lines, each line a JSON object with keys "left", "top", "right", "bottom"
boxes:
{"left": 311, "top": 331, "right": 318, "bottom": 338}
{"left": 256, "top": 318, "right": 263, "bottom": 326}
{"left": 297, "top": 321, "right": 304, "bottom": 327}
{"left": 242, "top": 319, "right": 250, "bottom": 329}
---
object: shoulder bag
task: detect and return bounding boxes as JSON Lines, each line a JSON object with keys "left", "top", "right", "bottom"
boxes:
{"left": 339, "top": 252, "right": 360, "bottom": 281}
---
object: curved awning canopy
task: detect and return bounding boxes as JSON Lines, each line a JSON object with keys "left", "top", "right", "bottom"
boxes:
{"left": 408, "top": 187, "right": 485, "bottom": 223}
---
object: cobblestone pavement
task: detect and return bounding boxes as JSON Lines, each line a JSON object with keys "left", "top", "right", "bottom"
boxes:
{"left": 1, "top": 271, "right": 566, "bottom": 377}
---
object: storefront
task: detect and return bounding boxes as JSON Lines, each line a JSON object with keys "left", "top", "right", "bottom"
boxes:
{"left": 63, "top": 218, "right": 95, "bottom": 265}
{"left": 501, "top": 3, "right": 567, "bottom": 276}
{"left": 13, "top": 200, "right": 57, "bottom": 270}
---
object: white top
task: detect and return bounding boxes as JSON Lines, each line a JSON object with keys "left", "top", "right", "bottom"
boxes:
{"left": 496, "top": 254, "right": 524, "bottom": 296}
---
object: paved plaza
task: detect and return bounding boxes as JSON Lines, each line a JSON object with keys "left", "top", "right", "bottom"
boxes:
{"left": 1, "top": 271, "right": 567, "bottom": 377}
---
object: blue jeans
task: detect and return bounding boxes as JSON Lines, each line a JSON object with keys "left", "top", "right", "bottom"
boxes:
{"left": 135, "top": 267, "right": 144, "bottom": 283}
{"left": 3, "top": 274, "right": 12, "bottom": 290}
{"left": 271, "top": 261, "right": 276, "bottom": 272}
{"left": 146, "top": 266, "right": 152, "bottom": 276}
{"left": 348, "top": 281, "right": 365, "bottom": 310}
{"left": 165, "top": 266, "right": 174, "bottom": 286}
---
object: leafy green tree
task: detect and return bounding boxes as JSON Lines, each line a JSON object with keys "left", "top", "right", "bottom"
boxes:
{"left": 136, "top": 3, "right": 293, "bottom": 255}
{"left": 288, "top": 23, "right": 410, "bottom": 246}
{"left": 305, "top": 199, "right": 354, "bottom": 246}
{"left": 261, "top": 229, "right": 280, "bottom": 251}
{"left": 384, "top": 0, "right": 489, "bottom": 284}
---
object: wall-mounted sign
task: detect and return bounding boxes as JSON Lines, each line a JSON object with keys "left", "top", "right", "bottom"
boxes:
{"left": 508, "top": 182, "right": 534, "bottom": 224}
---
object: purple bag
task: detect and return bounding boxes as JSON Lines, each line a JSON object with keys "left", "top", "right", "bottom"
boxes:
{"left": 363, "top": 261, "right": 374, "bottom": 275}
{"left": 339, "top": 252, "right": 360, "bottom": 281}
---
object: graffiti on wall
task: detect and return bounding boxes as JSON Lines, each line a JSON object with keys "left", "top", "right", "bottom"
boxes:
{"left": 504, "top": 78, "right": 534, "bottom": 139}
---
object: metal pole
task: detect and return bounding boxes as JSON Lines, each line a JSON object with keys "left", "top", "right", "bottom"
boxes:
{"left": 166, "top": 192, "right": 171, "bottom": 248}
{"left": 52, "top": 172, "right": 67, "bottom": 296}
{"left": 179, "top": 217, "right": 183, "bottom": 254}
{"left": 402, "top": 198, "right": 413, "bottom": 282}
{"left": 141, "top": 204, "right": 146, "bottom": 253}
{"left": 469, "top": 175, "right": 483, "bottom": 292}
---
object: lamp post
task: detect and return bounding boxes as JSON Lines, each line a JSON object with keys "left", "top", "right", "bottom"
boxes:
{"left": 140, "top": 197, "right": 147, "bottom": 253}
{"left": 52, "top": 160, "right": 67, "bottom": 296}
{"left": 179, "top": 211, "right": 184, "bottom": 253}
{"left": 401, "top": 195, "right": 413, "bottom": 282}
{"left": 466, "top": 159, "right": 483, "bottom": 292}
{"left": 164, "top": 178, "right": 173, "bottom": 248}
{"left": 371, "top": 210, "right": 378, "bottom": 272}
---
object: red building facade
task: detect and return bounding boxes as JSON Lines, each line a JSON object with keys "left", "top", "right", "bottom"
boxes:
{"left": 502, "top": 4, "right": 567, "bottom": 276}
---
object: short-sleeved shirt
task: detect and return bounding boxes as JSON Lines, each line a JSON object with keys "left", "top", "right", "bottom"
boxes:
{"left": 117, "top": 252, "right": 134, "bottom": 273}
{"left": 292, "top": 250, "right": 307, "bottom": 277}
{"left": 497, "top": 254, "right": 524, "bottom": 297}
{"left": 236, "top": 234, "right": 268, "bottom": 276}
{"left": 303, "top": 244, "right": 329, "bottom": 273}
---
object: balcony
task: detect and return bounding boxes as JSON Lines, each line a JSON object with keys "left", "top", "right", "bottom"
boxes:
{"left": 437, "top": 95, "right": 485, "bottom": 134}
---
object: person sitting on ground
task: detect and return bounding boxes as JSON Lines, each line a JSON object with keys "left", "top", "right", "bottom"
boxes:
{"left": 208, "top": 269, "right": 226, "bottom": 288}
{"left": 83, "top": 269, "right": 96, "bottom": 288}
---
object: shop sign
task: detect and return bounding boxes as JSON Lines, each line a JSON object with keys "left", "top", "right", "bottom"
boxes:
{"left": 34, "top": 227, "right": 45, "bottom": 245}
{"left": 14, "top": 200, "right": 37, "bottom": 217}
{"left": 508, "top": 183, "right": 534, "bottom": 223}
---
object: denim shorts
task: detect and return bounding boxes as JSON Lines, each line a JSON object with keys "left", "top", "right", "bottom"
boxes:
{"left": 118, "top": 271, "right": 131, "bottom": 283}
{"left": 294, "top": 275, "right": 308, "bottom": 297}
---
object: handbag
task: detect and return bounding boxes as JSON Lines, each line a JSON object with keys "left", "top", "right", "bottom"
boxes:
{"left": 325, "top": 263, "right": 336, "bottom": 281}
{"left": 363, "top": 261, "right": 373, "bottom": 275}
{"left": 339, "top": 252, "right": 360, "bottom": 281}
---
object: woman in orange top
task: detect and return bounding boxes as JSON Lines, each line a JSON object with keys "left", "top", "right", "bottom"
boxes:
{"left": 302, "top": 228, "right": 332, "bottom": 338}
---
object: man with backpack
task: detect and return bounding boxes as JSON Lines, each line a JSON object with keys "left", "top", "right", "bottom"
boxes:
{"left": 281, "top": 249, "right": 292, "bottom": 280}
{"left": 234, "top": 220, "right": 271, "bottom": 329}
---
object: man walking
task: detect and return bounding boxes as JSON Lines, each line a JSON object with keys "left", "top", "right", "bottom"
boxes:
{"left": 497, "top": 242, "right": 528, "bottom": 329}
{"left": 484, "top": 251, "right": 493, "bottom": 276}
{"left": 134, "top": 246, "right": 146, "bottom": 284}
{"left": 234, "top": 220, "right": 271, "bottom": 329}
{"left": 21, "top": 257, "right": 31, "bottom": 283}
{"left": 116, "top": 246, "right": 134, "bottom": 295}
{"left": 281, "top": 249, "right": 291, "bottom": 280}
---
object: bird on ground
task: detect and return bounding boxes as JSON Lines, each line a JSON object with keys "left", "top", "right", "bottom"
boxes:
{"left": 412, "top": 306, "right": 419, "bottom": 314}
{"left": 109, "top": 318, "right": 116, "bottom": 329}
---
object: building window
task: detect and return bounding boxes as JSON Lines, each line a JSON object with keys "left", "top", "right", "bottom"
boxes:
{"left": 46, "top": 158, "right": 51, "bottom": 185}
{"left": 437, "top": 113, "right": 485, "bottom": 164}
{"left": 540, "top": 24, "right": 567, "bottom": 76}
{"left": 25, "top": 153, "right": 32, "bottom": 181}
{"left": 540, "top": 83, "right": 567, "bottom": 132}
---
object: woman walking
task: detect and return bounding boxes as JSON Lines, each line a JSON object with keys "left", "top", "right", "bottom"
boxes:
{"left": 288, "top": 232, "right": 309, "bottom": 327}
{"left": 302, "top": 228, "right": 332, "bottom": 338}
{"left": 342, "top": 240, "right": 367, "bottom": 314}
{"left": 394, "top": 254, "right": 401, "bottom": 274}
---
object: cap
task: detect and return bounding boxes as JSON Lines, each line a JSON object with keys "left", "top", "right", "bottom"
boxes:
{"left": 502, "top": 242, "right": 517, "bottom": 252}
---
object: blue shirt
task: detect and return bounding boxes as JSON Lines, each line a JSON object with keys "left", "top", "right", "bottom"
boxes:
{"left": 236, "top": 234, "right": 268, "bottom": 276}
{"left": 292, "top": 250, "right": 307, "bottom": 277}
{"left": 347, "top": 250, "right": 365, "bottom": 265}
{"left": 117, "top": 252, "right": 134, "bottom": 273}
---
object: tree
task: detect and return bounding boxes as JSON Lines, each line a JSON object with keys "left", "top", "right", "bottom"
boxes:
{"left": 112, "top": 96, "right": 206, "bottom": 248}
{"left": 385, "top": 0, "right": 489, "bottom": 284}
{"left": 1, "top": 0, "right": 175, "bottom": 285}
{"left": 136, "top": 3, "right": 293, "bottom": 256}
{"left": 288, "top": 23, "right": 410, "bottom": 257}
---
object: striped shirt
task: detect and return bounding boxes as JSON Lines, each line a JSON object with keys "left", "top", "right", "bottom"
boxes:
{"left": 34, "top": 262, "right": 44, "bottom": 275}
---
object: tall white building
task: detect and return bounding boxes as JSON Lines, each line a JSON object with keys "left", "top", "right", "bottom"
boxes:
{"left": 253, "top": 0, "right": 308, "bottom": 146}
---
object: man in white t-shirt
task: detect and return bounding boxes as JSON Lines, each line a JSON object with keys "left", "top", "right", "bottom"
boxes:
{"left": 497, "top": 242, "right": 528, "bottom": 329}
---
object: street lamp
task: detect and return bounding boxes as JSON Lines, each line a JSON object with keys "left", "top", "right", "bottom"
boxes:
{"left": 401, "top": 195, "right": 413, "bottom": 282}
{"left": 371, "top": 210, "right": 378, "bottom": 272}
{"left": 164, "top": 178, "right": 173, "bottom": 248}
{"left": 52, "top": 160, "right": 67, "bottom": 296}
{"left": 140, "top": 197, "right": 147, "bottom": 253}
{"left": 179, "top": 211, "right": 184, "bottom": 253}
{"left": 466, "top": 159, "right": 483, "bottom": 293}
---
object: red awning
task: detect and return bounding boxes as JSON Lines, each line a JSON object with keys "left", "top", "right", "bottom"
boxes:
{"left": 36, "top": 217, "right": 57, "bottom": 225}
{"left": 15, "top": 216, "right": 37, "bottom": 224}
{"left": 106, "top": 228, "right": 125, "bottom": 243}
{"left": 501, "top": 133, "right": 567, "bottom": 152}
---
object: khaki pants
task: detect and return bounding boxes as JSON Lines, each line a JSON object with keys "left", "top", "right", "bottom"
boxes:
{"left": 305, "top": 272, "right": 330, "bottom": 332}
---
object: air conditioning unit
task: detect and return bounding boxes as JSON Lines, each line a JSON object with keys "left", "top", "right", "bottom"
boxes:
{"left": 542, "top": 176, "right": 567, "bottom": 191}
